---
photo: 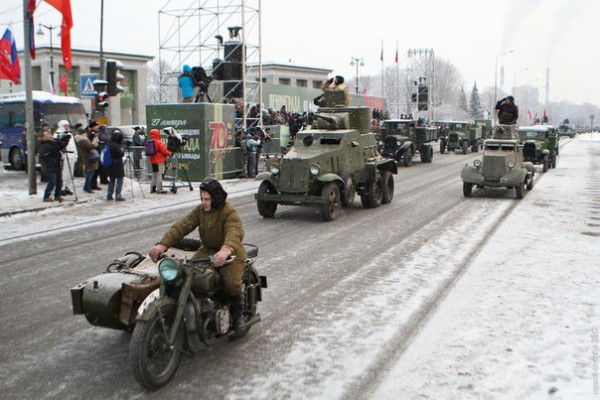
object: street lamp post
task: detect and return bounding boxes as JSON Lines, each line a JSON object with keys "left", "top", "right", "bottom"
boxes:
{"left": 493, "top": 50, "right": 514, "bottom": 125}
{"left": 36, "top": 23, "right": 60, "bottom": 91}
{"left": 350, "top": 57, "right": 364, "bottom": 94}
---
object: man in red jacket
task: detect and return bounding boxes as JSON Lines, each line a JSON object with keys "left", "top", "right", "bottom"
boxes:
{"left": 148, "top": 129, "right": 172, "bottom": 193}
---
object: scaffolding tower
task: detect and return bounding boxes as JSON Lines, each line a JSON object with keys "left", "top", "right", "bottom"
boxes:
{"left": 406, "top": 48, "right": 434, "bottom": 121}
{"left": 158, "top": 0, "right": 262, "bottom": 125}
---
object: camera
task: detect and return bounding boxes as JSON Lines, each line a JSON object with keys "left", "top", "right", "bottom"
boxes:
{"left": 164, "top": 127, "right": 188, "bottom": 153}
{"left": 54, "top": 132, "right": 72, "bottom": 150}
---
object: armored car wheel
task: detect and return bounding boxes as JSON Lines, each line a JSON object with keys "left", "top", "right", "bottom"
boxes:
{"left": 381, "top": 171, "right": 394, "bottom": 204}
{"left": 320, "top": 183, "right": 341, "bottom": 221}
{"left": 340, "top": 174, "right": 356, "bottom": 207}
{"left": 257, "top": 181, "right": 278, "bottom": 218}
{"left": 515, "top": 181, "right": 524, "bottom": 199}
{"left": 402, "top": 147, "right": 413, "bottom": 167}
{"left": 526, "top": 176, "right": 534, "bottom": 190}
{"left": 130, "top": 303, "right": 184, "bottom": 390}
{"left": 542, "top": 156, "right": 549, "bottom": 172}
{"left": 463, "top": 182, "right": 473, "bottom": 197}
{"left": 360, "top": 174, "right": 383, "bottom": 208}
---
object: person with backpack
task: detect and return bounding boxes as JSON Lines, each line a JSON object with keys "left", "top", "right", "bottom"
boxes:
{"left": 147, "top": 128, "right": 172, "bottom": 193}
{"left": 104, "top": 129, "right": 126, "bottom": 201}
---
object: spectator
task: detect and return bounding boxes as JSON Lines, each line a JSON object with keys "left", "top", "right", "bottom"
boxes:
{"left": 148, "top": 128, "right": 173, "bottom": 193}
{"left": 40, "top": 123, "right": 63, "bottom": 203}
{"left": 246, "top": 133, "right": 261, "bottom": 178}
{"left": 97, "top": 124, "right": 111, "bottom": 184}
{"left": 178, "top": 64, "right": 198, "bottom": 103}
{"left": 105, "top": 129, "right": 126, "bottom": 201}
{"left": 87, "top": 121, "right": 102, "bottom": 190}
{"left": 131, "top": 126, "right": 146, "bottom": 178}
{"left": 73, "top": 122, "right": 85, "bottom": 177}
{"left": 74, "top": 127, "right": 99, "bottom": 194}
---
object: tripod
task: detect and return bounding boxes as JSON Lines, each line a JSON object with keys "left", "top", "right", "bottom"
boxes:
{"left": 164, "top": 153, "right": 193, "bottom": 194}
{"left": 123, "top": 147, "right": 145, "bottom": 201}
{"left": 63, "top": 150, "right": 78, "bottom": 202}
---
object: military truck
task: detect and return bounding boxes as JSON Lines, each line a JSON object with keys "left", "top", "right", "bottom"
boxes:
{"left": 438, "top": 121, "right": 483, "bottom": 154}
{"left": 254, "top": 106, "right": 398, "bottom": 221}
{"left": 517, "top": 125, "right": 559, "bottom": 171}
{"left": 379, "top": 119, "right": 438, "bottom": 166}
{"left": 461, "top": 138, "right": 535, "bottom": 199}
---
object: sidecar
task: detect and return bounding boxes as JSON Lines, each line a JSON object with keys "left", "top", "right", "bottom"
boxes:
{"left": 70, "top": 240, "right": 259, "bottom": 331}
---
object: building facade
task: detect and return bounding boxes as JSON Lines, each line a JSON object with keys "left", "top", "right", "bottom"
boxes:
{"left": 0, "top": 47, "right": 153, "bottom": 126}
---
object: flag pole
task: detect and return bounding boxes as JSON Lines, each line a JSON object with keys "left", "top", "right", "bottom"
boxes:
{"left": 23, "top": 0, "right": 37, "bottom": 194}
{"left": 396, "top": 41, "right": 399, "bottom": 118}
{"left": 381, "top": 39, "right": 384, "bottom": 99}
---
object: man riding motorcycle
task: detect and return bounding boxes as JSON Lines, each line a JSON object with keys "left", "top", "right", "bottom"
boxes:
{"left": 148, "top": 177, "right": 248, "bottom": 330}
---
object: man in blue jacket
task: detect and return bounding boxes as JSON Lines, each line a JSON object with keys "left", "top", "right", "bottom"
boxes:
{"left": 178, "top": 65, "right": 198, "bottom": 103}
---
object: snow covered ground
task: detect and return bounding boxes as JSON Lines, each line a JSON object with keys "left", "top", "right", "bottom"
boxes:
{"left": 372, "top": 134, "right": 600, "bottom": 399}
{"left": 1, "top": 134, "right": 599, "bottom": 399}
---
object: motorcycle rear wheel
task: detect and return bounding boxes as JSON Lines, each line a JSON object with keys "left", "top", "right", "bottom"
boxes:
{"left": 129, "top": 303, "right": 184, "bottom": 390}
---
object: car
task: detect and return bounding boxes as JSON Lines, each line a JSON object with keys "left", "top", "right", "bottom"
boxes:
{"left": 518, "top": 124, "right": 559, "bottom": 171}
{"left": 255, "top": 106, "right": 398, "bottom": 221}
{"left": 461, "top": 138, "right": 535, "bottom": 199}
{"left": 107, "top": 125, "right": 147, "bottom": 146}
{"left": 438, "top": 121, "right": 483, "bottom": 154}
{"left": 379, "top": 118, "right": 438, "bottom": 166}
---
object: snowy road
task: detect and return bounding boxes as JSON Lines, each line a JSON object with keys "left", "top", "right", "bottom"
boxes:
{"left": 0, "top": 136, "right": 597, "bottom": 399}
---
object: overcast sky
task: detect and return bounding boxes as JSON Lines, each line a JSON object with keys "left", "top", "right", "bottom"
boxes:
{"left": 1, "top": 0, "right": 599, "bottom": 106}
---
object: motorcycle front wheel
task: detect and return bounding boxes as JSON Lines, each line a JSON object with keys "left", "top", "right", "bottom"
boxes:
{"left": 129, "top": 303, "right": 184, "bottom": 390}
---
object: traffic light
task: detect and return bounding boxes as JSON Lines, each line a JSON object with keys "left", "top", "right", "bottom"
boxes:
{"left": 95, "top": 91, "right": 109, "bottom": 112}
{"left": 93, "top": 79, "right": 109, "bottom": 112}
{"left": 106, "top": 60, "right": 124, "bottom": 96}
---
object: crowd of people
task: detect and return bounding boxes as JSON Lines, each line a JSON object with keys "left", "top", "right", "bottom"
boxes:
{"left": 37, "top": 121, "right": 158, "bottom": 203}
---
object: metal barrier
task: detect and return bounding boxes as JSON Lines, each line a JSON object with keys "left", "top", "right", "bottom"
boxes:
{"left": 208, "top": 147, "right": 245, "bottom": 178}
{"left": 124, "top": 146, "right": 148, "bottom": 181}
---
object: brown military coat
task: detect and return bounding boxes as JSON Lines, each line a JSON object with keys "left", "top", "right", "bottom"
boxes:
{"left": 158, "top": 201, "right": 247, "bottom": 295}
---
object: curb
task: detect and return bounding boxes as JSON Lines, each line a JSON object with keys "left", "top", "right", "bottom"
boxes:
{"left": 0, "top": 199, "right": 96, "bottom": 218}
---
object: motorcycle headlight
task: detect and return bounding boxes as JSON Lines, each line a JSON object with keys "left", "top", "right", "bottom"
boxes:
{"left": 309, "top": 164, "right": 320, "bottom": 176}
{"left": 507, "top": 161, "right": 516, "bottom": 169}
{"left": 270, "top": 164, "right": 280, "bottom": 175}
{"left": 473, "top": 159, "right": 481, "bottom": 167}
{"left": 158, "top": 258, "right": 180, "bottom": 282}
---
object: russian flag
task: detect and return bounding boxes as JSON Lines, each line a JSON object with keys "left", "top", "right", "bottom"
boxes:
{"left": 0, "top": 26, "right": 21, "bottom": 84}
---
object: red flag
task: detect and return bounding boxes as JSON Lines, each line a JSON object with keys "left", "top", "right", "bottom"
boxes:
{"left": 527, "top": 109, "right": 532, "bottom": 121}
{"left": 0, "top": 27, "right": 21, "bottom": 84}
{"left": 29, "top": 0, "right": 37, "bottom": 59}
{"left": 43, "top": 0, "right": 73, "bottom": 70}
{"left": 361, "top": 88, "right": 367, "bottom": 95}
{"left": 58, "top": 73, "right": 68, "bottom": 95}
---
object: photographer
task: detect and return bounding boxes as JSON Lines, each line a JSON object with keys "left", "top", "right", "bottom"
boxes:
{"left": 54, "top": 120, "right": 74, "bottom": 197}
{"left": 178, "top": 64, "right": 198, "bottom": 103}
{"left": 41, "top": 123, "right": 64, "bottom": 202}
{"left": 148, "top": 128, "right": 172, "bottom": 193}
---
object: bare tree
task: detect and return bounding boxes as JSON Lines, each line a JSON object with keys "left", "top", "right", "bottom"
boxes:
{"left": 147, "top": 59, "right": 173, "bottom": 105}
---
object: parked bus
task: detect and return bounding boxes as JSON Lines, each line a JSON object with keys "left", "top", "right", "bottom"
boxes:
{"left": 0, "top": 91, "right": 88, "bottom": 170}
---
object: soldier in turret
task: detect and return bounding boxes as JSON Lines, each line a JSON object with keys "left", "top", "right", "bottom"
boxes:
{"left": 495, "top": 96, "right": 519, "bottom": 125}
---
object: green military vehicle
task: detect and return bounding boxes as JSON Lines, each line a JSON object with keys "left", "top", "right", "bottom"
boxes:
{"left": 438, "top": 121, "right": 483, "bottom": 154}
{"left": 518, "top": 124, "right": 559, "bottom": 171}
{"left": 461, "top": 138, "right": 535, "bottom": 199}
{"left": 379, "top": 118, "right": 438, "bottom": 166}
{"left": 254, "top": 106, "right": 398, "bottom": 221}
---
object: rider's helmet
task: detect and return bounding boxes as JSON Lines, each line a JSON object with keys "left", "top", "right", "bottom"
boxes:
{"left": 199, "top": 177, "right": 228, "bottom": 209}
